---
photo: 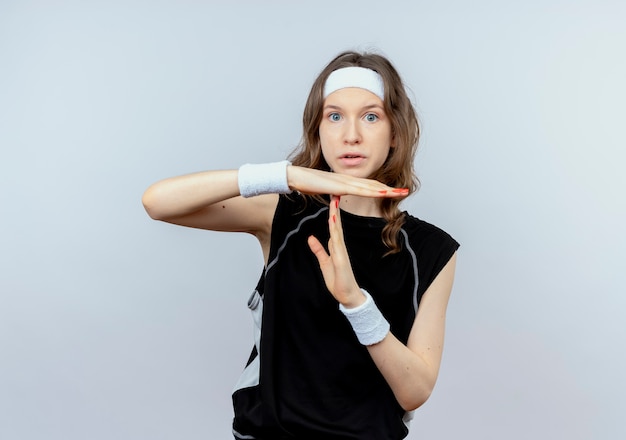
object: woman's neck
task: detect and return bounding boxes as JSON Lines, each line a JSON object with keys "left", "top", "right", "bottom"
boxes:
{"left": 338, "top": 195, "right": 383, "bottom": 218}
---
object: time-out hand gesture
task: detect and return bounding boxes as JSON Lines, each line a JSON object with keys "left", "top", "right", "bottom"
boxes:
{"left": 307, "top": 195, "right": 366, "bottom": 309}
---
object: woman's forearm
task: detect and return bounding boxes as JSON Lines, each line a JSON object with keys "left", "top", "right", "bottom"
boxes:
{"left": 366, "top": 331, "right": 441, "bottom": 411}
{"left": 366, "top": 254, "right": 456, "bottom": 411}
{"left": 142, "top": 169, "right": 240, "bottom": 221}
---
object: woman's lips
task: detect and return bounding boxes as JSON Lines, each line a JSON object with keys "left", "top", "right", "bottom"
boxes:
{"left": 339, "top": 154, "right": 365, "bottom": 166}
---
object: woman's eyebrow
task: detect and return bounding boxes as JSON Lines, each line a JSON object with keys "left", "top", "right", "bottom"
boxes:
{"left": 323, "top": 103, "right": 385, "bottom": 111}
{"left": 362, "top": 104, "right": 385, "bottom": 111}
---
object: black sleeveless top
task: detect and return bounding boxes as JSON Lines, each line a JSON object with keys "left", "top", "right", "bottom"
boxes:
{"left": 232, "top": 194, "right": 459, "bottom": 439}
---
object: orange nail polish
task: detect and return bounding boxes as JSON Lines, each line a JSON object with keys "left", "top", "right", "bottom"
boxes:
{"left": 335, "top": 199, "right": 339, "bottom": 208}
{"left": 332, "top": 214, "right": 336, "bottom": 223}
{"left": 379, "top": 190, "right": 388, "bottom": 194}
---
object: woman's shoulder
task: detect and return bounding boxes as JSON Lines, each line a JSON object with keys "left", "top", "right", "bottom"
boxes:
{"left": 401, "top": 212, "right": 460, "bottom": 250}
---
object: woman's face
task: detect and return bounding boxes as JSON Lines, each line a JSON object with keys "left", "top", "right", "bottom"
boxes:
{"left": 319, "top": 87, "right": 393, "bottom": 179}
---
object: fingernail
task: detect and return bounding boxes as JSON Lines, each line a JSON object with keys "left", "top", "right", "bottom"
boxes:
{"left": 332, "top": 214, "right": 336, "bottom": 223}
{"left": 335, "top": 198, "right": 339, "bottom": 208}
{"left": 379, "top": 190, "right": 388, "bottom": 194}
{"left": 392, "top": 188, "right": 409, "bottom": 194}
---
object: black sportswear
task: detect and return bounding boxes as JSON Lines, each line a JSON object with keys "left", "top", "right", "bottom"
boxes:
{"left": 232, "top": 194, "right": 459, "bottom": 439}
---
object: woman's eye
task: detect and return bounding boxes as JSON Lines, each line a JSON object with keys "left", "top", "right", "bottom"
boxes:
{"left": 364, "top": 113, "right": 379, "bottom": 122}
{"left": 329, "top": 112, "right": 341, "bottom": 122}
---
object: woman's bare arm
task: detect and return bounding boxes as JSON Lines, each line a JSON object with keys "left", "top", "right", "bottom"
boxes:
{"left": 142, "top": 169, "right": 278, "bottom": 237}
{"left": 143, "top": 166, "right": 408, "bottom": 234}
{"left": 366, "top": 255, "right": 456, "bottom": 410}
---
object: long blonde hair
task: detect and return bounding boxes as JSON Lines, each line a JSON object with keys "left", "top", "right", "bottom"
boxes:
{"left": 289, "top": 51, "right": 420, "bottom": 254}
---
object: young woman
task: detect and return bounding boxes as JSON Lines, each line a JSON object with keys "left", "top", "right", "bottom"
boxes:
{"left": 142, "top": 51, "right": 459, "bottom": 440}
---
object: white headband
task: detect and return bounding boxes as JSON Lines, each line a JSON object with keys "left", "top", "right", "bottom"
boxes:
{"left": 323, "top": 67, "right": 385, "bottom": 101}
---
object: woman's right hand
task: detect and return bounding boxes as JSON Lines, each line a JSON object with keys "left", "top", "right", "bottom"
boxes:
{"left": 287, "top": 165, "right": 408, "bottom": 198}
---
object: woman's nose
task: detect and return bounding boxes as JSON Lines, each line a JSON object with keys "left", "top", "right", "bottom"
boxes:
{"left": 343, "top": 119, "right": 361, "bottom": 144}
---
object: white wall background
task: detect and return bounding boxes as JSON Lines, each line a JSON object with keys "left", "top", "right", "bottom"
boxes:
{"left": 1, "top": 1, "right": 625, "bottom": 439}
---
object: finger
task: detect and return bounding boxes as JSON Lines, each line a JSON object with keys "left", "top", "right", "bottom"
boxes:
{"left": 328, "top": 198, "right": 349, "bottom": 267}
{"left": 326, "top": 197, "right": 361, "bottom": 300}
{"left": 329, "top": 194, "right": 340, "bottom": 216}
{"left": 330, "top": 195, "right": 343, "bottom": 241}
{"left": 328, "top": 195, "right": 341, "bottom": 243}
{"left": 307, "top": 235, "right": 330, "bottom": 265}
{"left": 338, "top": 176, "right": 409, "bottom": 198}
{"left": 357, "top": 184, "right": 409, "bottom": 198}
{"left": 297, "top": 168, "right": 409, "bottom": 199}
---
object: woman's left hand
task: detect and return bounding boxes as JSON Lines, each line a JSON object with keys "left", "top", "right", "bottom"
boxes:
{"left": 308, "top": 196, "right": 458, "bottom": 412}
{"left": 307, "top": 195, "right": 366, "bottom": 308}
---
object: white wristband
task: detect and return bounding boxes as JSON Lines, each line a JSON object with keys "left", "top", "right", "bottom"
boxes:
{"left": 238, "top": 160, "right": 292, "bottom": 198}
{"left": 339, "top": 289, "right": 390, "bottom": 346}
